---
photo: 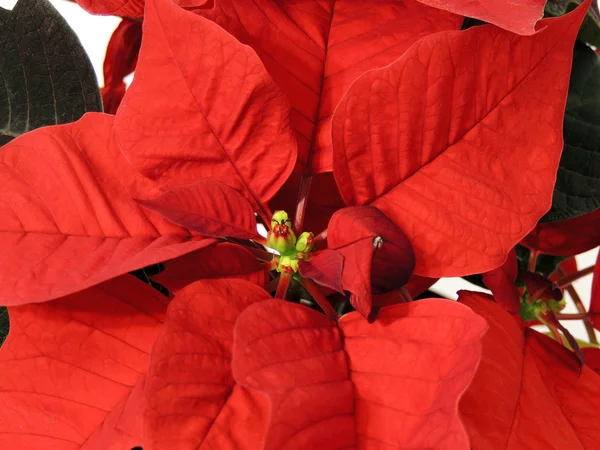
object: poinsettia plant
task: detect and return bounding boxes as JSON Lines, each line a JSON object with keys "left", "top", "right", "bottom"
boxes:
{"left": 0, "top": 0, "right": 600, "bottom": 448}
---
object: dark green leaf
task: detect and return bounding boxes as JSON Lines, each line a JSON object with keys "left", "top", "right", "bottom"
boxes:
{"left": 543, "top": 42, "right": 600, "bottom": 221}
{"left": 0, "top": 0, "right": 102, "bottom": 138}
{"left": 546, "top": 0, "right": 600, "bottom": 46}
{"left": 0, "top": 307, "right": 8, "bottom": 348}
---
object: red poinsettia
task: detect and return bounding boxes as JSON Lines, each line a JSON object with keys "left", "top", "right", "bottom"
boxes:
{"left": 0, "top": 0, "right": 597, "bottom": 448}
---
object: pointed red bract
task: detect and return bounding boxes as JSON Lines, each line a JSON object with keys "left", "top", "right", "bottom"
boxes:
{"left": 101, "top": 19, "right": 142, "bottom": 114}
{"left": 151, "top": 242, "right": 268, "bottom": 294}
{"left": 139, "top": 180, "right": 260, "bottom": 239}
{"left": 298, "top": 249, "right": 344, "bottom": 294}
{"left": 459, "top": 291, "right": 600, "bottom": 449}
{"left": 332, "top": 4, "right": 588, "bottom": 277}
{"left": 75, "top": 0, "right": 146, "bottom": 17}
{"left": 0, "top": 114, "right": 214, "bottom": 305}
{"left": 144, "top": 279, "right": 270, "bottom": 449}
{"left": 0, "top": 275, "right": 167, "bottom": 449}
{"left": 197, "top": 0, "right": 462, "bottom": 175}
{"left": 116, "top": 0, "right": 297, "bottom": 220}
{"left": 327, "top": 206, "right": 415, "bottom": 317}
{"left": 233, "top": 298, "right": 486, "bottom": 449}
{"left": 522, "top": 208, "right": 600, "bottom": 256}
{"left": 416, "top": 0, "right": 545, "bottom": 34}
{"left": 482, "top": 248, "right": 520, "bottom": 313}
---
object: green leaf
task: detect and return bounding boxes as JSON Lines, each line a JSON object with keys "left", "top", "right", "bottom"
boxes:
{"left": 546, "top": 0, "right": 600, "bottom": 46}
{"left": 0, "top": 0, "right": 102, "bottom": 139}
{"left": 543, "top": 42, "right": 600, "bottom": 222}
{"left": 0, "top": 307, "right": 8, "bottom": 348}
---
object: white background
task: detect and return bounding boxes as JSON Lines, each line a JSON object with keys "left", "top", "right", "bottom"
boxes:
{"left": 1, "top": 0, "right": 597, "bottom": 340}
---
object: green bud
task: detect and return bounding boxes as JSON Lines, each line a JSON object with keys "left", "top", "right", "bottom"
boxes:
{"left": 295, "top": 232, "right": 314, "bottom": 253}
{"left": 268, "top": 210, "right": 296, "bottom": 254}
{"left": 277, "top": 255, "right": 299, "bottom": 273}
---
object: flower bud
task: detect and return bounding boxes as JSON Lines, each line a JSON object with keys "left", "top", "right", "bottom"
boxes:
{"left": 267, "top": 210, "right": 296, "bottom": 254}
{"left": 277, "top": 255, "right": 299, "bottom": 273}
{"left": 295, "top": 231, "right": 314, "bottom": 253}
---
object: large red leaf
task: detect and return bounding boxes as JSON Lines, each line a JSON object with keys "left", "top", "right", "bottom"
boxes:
{"left": 74, "top": 0, "right": 146, "bottom": 17}
{"left": 0, "top": 113, "right": 214, "bottom": 305}
{"left": 233, "top": 298, "right": 487, "bottom": 449}
{"left": 115, "top": 0, "right": 297, "bottom": 220}
{"left": 416, "top": 0, "right": 545, "bottom": 34}
{"left": 459, "top": 291, "right": 600, "bottom": 449}
{"left": 151, "top": 242, "right": 268, "bottom": 294}
{"left": 144, "top": 279, "right": 270, "bottom": 449}
{"left": 0, "top": 275, "right": 167, "bottom": 449}
{"left": 522, "top": 208, "right": 600, "bottom": 256}
{"left": 139, "top": 180, "right": 260, "bottom": 239}
{"left": 332, "top": 3, "right": 589, "bottom": 277}
{"left": 197, "top": 0, "right": 463, "bottom": 175}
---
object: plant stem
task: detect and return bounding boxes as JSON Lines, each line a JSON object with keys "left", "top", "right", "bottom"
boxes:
{"left": 556, "top": 313, "right": 586, "bottom": 320}
{"left": 275, "top": 273, "right": 292, "bottom": 299}
{"left": 300, "top": 278, "right": 338, "bottom": 322}
{"left": 528, "top": 249, "right": 539, "bottom": 272}
{"left": 556, "top": 265, "right": 596, "bottom": 288}
{"left": 294, "top": 175, "right": 312, "bottom": 233}
{"left": 557, "top": 266, "right": 598, "bottom": 344}
{"left": 540, "top": 315, "right": 564, "bottom": 345}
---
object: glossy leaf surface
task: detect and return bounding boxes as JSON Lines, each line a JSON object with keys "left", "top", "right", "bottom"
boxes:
{"left": 233, "top": 298, "right": 486, "bottom": 449}
{"left": 544, "top": 42, "right": 600, "bottom": 221}
{"left": 145, "top": 279, "right": 270, "bottom": 449}
{"left": 151, "top": 242, "right": 268, "bottom": 294}
{"left": 139, "top": 180, "right": 259, "bottom": 239}
{"left": 0, "top": 275, "right": 167, "bottom": 449}
{"left": 333, "top": 4, "right": 588, "bottom": 277}
{"left": 0, "top": 0, "right": 102, "bottom": 138}
{"left": 116, "top": 0, "right": 297, "bottom": 218}
{"left": 417, "top": 0, "right": 545, "bottom": 34}
{"left": 197, "top": 0, "right": 463, "bottom": 175}
{"left": 0, "top": 114, "right": 213, "bottom": 305}
{"left": 459, "top": 291, "right": 600, "bottom": 449}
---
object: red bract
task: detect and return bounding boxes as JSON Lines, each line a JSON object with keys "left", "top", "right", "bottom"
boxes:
{"left": 482, "top": 248, "right": 520, "bottom": 313}
{"left": 101, "top": 19, "right": 142, "bottom": 114}
{"left": 459, "top": 291, "right": 600, "bottom": 449}
{"left": 150, "top": 242, "right": 268, "bottom": 295}
{"left": 416, "top": 0, "right": 545, "bottom": 34}
{"left": 0, "top": 275, "right": 166, "bottom": 448}
{"left": 233, "top": 297, "right": 487, "bottom": 448}
{"left": 0, "top": 114, "right": 214, "bottom": 305}
{"left": 300, "top": 206, "right": 415, "bottom": 318}
{"left": 144, "top": 279, "right": 270, "bottom": 449}
{"left": 522, "top": 208, "right": 600, "bottom": 256}
{"left": 332, "top": 4, "right": 587, "bottom": 277}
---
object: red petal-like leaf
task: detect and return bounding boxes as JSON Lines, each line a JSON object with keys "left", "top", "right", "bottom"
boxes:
{"left": 151, "top": 242, "right": 268, "bottom": 294}
{"left": 327, "top": 206, "right": 415, "bottom": 317}
{"left": 459, "top": 291, "right": 600, "bottom": 449}
{"left": 482, "top": 248, "right": 520, "bottom": 313}
{"left": 298, "top": 249, "right": 344, "bottom": 294}
{"left": 101, "top": 19, "right": 142, "bottom": 114}
{"left": 139, "top": 180, "right": 259, "bottom": 239}
{"left": 0, "top": 275, "right": 166, "bottom": 449}
{"left": 416, "top": 0, "right": 545, "bottom": 34}
{"left": 582, "top": 347, "right": 600, "bottom": 374}
{"left": 520, "top": 271, "right": 563, "bottom": 302}
{"left": 522, "top": 208, "right": 600, "bottom": 256}
{"left": 116, "top": 0, "right": 297, "bottom": 220}
{"left": 197, "top": 0, "right": 462, "bottom": 175}
{"left": 74, "top": 0, "right": 146, "bottom": 17}
{"left": 332, "top": 4, "right": 589, "bottom": 277}
{"left": 233, "top": 298, "right": 486, "bottom": 449}
{"left": 145, "top": 279, "right": 270, "bottom": 449}
{"left": 0, "top": 114, "right": 214, "bottom": 305}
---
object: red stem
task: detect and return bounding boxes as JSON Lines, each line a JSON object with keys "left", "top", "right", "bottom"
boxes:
{"left": 275, "top": 273, "right": 292, "bottom": 299}
{"left": 528, "top": 249, "right": 539, "bottom": 272}
{"left": 557, "top": 266, "right": 598, "bottom": 344}
{"left": 556, "top": 265, "right": 596, "bottom": 288}
{"left": 556, "top": 313, "right": 586, "bottom": 320}
{"left": 294, "top": 175, "right": 313, "bottom": 233}
{"left": 300, "top": 278, "right": 338, "bottom": 322}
